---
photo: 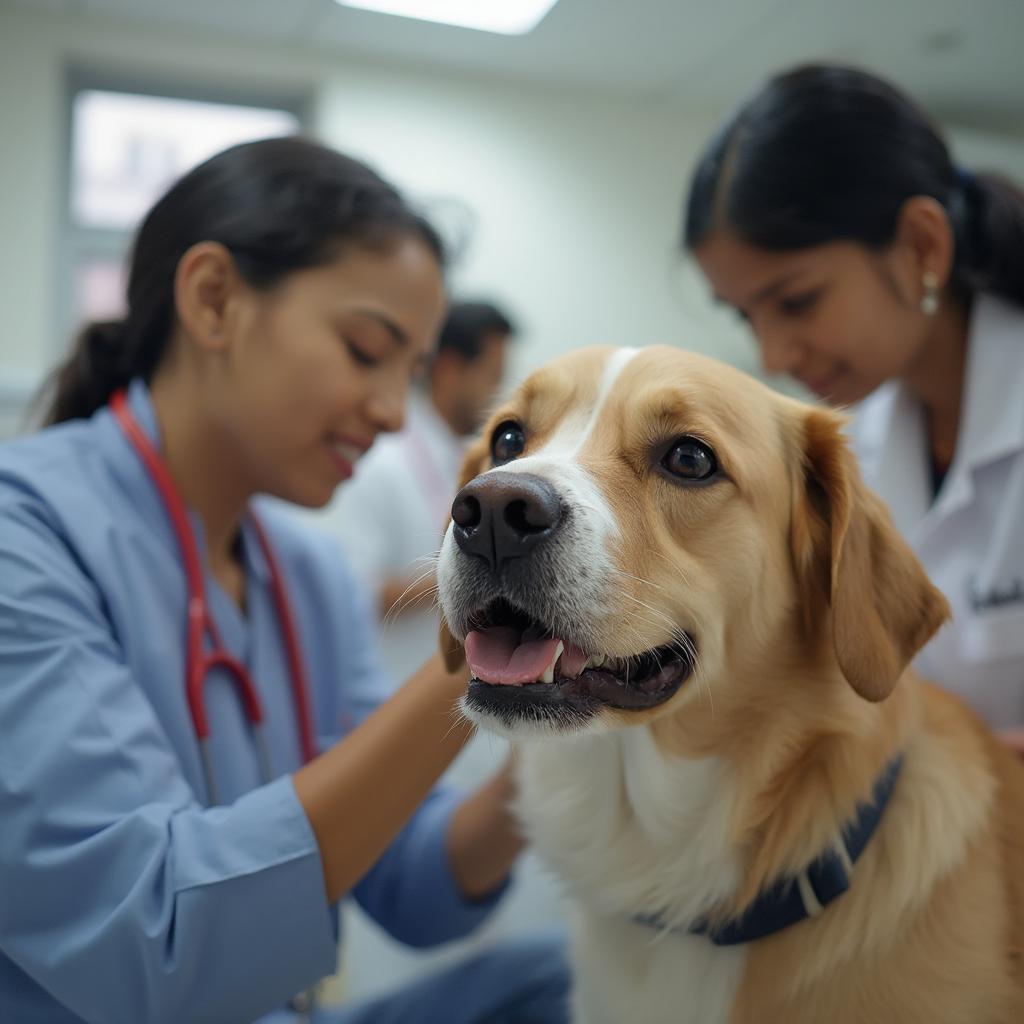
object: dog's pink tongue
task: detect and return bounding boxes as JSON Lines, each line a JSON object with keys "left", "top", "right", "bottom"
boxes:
{"left": 466, "top": 629, "right": 562, "bottom": 686}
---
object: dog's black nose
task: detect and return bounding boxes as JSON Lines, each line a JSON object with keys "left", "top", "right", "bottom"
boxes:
{"left": 451, "top": 472, "right": 562, "bottom": 570}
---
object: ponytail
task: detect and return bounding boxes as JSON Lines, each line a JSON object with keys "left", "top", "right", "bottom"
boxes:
{"left": 953, "top": 170, "right": 1024, "bottom": 307}
{"left": 41, "top": 320, "right": 133, "bottom": 427}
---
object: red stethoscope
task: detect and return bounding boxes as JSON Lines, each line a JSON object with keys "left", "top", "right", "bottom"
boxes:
{"left": 110, "top": 390, "right": 317, "bottom": 805}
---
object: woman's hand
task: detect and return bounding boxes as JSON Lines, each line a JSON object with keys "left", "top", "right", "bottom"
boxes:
{"left": 294, "top": 653, "right": 473, "bottom": 904}
{"left": 446, "top": 752, "right": 526, "bottom": 901}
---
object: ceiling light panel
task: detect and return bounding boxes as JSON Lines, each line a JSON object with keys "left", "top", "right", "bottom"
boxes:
{"left": 335, "top": 0, "right": 559, "bottom": 35}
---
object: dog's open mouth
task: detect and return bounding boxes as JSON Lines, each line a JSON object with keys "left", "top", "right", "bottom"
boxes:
{"left": 463, "top": 599, "right": 695, "bottom": 720}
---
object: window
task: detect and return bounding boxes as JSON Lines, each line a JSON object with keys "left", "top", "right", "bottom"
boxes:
{"left": 63, "top": 78, "right": 305, "bottom": 344}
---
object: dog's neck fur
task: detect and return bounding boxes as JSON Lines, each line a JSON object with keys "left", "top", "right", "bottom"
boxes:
{"left": 517, "top": 725, "right": 744, "bottom": 930}
{"left": 516, "top": 658, "right": 917, "bottom": 931}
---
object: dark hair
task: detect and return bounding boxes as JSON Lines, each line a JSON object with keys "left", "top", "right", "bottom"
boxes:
{"left": 43, "top": 136, "right": 446, "bottom": 425}
{"left": 436, "top": 301, "right": 515, "bottom": 363}
{"left": 684, "top": 64, "right": 1024, "bottom": 309}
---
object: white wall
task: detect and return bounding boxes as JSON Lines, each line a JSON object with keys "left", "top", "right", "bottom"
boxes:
{"left": 0, "top": 5, "right": 763, "bottom": 435}
{"left": 3, "top": 6, "right": 1023, "bottom": 437}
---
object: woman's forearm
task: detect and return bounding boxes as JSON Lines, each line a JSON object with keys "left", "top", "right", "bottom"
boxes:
{"left": 446, "top": 758, "right": 526, "bottom": 900}
{"left": 293, "top": 653, "right": 472, "bottom": 903}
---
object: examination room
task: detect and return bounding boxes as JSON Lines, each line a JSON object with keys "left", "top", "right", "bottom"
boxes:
{"left": 1, "top": 0, "right": 1024, "bottom": 1021}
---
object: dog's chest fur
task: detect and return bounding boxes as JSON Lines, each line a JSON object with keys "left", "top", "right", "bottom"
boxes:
{"left": 516, "top": 728, "right": 748, "bottom": 1023}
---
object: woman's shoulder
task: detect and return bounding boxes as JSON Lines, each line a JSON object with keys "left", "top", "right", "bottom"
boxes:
{"left": 0, "top": 418, "right": 105, "bottom": 511}
{"left": 0, "top": 417, "right": 95, "bottom": 466}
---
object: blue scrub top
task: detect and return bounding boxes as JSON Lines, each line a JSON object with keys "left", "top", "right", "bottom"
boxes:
{"left": 0, "top": 381, "right": 500, "bottom": 1024}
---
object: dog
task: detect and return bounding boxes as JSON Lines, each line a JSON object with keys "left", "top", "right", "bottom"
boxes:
{"left": 435, "top": 345, "right": 1024, "bottom": 1024}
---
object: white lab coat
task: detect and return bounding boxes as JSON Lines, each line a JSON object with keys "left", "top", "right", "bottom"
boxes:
{"left": 852, "top": 294, "right": 1024, "bottom": 728}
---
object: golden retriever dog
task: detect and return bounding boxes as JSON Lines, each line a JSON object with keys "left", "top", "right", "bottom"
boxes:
{"left": 435, "top": 345, "right": 1024, "bottom": 1024}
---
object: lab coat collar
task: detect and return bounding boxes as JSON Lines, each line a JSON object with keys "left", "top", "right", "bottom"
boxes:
{"left": 853, "top": 381, "right": 931, "bottom": 538}
{"left": 929, "top": 294, "right": 1024, "bottom": 524}
{"left": 953, "top": 295, "right": 1024, "bottom": 472}
{"left": 855, "top": 295, "right": 1024, "bottom": 536}
{"left": 99, "top": 379, "right": 270, "bottom": 583}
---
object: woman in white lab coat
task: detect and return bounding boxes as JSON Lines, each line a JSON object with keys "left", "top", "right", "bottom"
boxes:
{"left": 684, "top": 64, "right": 1024, "bottom": 738}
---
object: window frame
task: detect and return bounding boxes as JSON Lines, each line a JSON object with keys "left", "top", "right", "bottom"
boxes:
{"left": 59, "top": 67, "right": 311, "bottom": 358}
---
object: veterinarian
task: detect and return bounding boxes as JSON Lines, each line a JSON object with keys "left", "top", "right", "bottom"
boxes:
{"left": 684, "top": 63, "right": 1024, "bottom": 740}
{"left": 0, "top": 137, "right": 568, "bottom": 1024}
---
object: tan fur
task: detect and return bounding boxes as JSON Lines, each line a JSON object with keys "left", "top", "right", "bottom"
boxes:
{"left": 733, "top": 690, "right": 1023, "bottom": 1024}
{"left": 441, "top": 346, "right": 1024, "bottom": 1020}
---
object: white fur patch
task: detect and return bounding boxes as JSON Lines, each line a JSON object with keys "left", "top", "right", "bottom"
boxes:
{"left": 570, "top": 914, "right": 746, "bottom": 1024}
{"left": 516, "top": 728, "right": 746, "bottom": 1022}
{"left": 485, "top": 347, "right": 638, "bottom": 549}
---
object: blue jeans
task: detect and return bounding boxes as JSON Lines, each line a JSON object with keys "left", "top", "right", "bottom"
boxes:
{"left": 317, "top": 930, "right": 570, "bottom": 1024}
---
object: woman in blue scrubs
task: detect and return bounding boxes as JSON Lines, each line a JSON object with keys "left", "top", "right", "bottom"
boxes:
{"left": 0, "top": 137, "right": 567, "bottom": 1023}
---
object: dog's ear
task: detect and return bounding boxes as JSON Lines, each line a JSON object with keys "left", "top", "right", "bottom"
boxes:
{"left": 437, "top": 433, "right": 494, "bottom": 673}
{"left": 791, "top": 407, "right": 950, "bottom": 701}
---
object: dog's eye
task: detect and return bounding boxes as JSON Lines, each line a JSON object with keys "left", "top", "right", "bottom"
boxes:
{"left": 491, "top": 421, "right": 526, "bottom": 464}
{"left": 661, "top": 438, "right": 718, "bottom": 481}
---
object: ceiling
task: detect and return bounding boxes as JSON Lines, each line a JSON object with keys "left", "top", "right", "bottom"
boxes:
{"left": 7, "top": 0, "right": 1024, "bottom": 124}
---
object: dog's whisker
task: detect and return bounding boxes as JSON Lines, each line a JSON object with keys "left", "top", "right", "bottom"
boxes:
{"left": 609, "top": 565, "right": 669, "bottom": 594}
{"left": 409, "top": 551, "right": 441, "bottom": 569}
{"left": 640, "top": 548, "right": 695, "bottom": 589}
{"left": 382, "top": 568, "right": 440, "bottom": 627}
{"left": 396, "top": 586, "right": 441, "bottom": 615}
{"left": 616, "top": 591, "right": 681, "bottom": 634}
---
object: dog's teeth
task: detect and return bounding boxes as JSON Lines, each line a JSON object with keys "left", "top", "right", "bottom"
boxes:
{"left": 539, "top": 640, "right": 564, "bottom": 684}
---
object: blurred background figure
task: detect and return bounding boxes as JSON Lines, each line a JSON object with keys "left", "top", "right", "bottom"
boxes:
{"left": 310, "top": 300, "right": 515, "bottom": 686}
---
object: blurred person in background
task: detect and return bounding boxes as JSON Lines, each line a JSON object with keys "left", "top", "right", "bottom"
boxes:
{"left": 0, "top": 136, "right": 567, "bottom": 1024}
{"left": 684, "top": 63, "right": 1024, "bottom": 744}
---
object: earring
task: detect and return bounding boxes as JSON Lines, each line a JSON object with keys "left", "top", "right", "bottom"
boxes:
{"left": 920, "top": 271, "right": 939, "bottom": 316}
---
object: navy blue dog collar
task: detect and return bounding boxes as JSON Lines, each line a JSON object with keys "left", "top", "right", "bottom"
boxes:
{"left": 635, "top": 755, "right": 904, "bottom": 946}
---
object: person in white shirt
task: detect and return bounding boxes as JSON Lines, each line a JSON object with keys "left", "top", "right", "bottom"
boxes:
{"left": 683, "top": 63, "right": 1024, "bottom": 746}
{"left": 312, "top": 301, "right": 514, "bottom": 685}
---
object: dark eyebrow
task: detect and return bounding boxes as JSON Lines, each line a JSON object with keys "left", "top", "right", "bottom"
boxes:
{"left": 714, "top": 272, "right": 804, "bottom": 312}
{"left": 353, "top": 308, "right": 409, "bottom": 348}
{"left": 748, "top": 272, "right": 803, "bottom": 307}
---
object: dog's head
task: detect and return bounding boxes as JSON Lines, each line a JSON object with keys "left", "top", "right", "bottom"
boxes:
{"left": 437, "top": 346, "right": 949, "bottom": 742}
